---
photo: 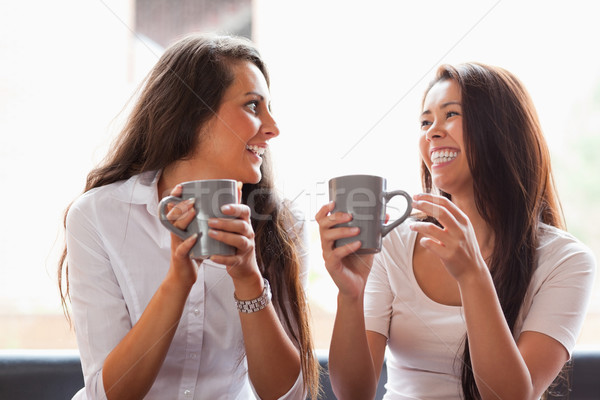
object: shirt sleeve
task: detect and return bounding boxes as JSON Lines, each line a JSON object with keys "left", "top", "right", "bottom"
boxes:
{"left": 519, "top": 235, "right": 597, "bottom": 356}
{"left": 66, "top": 197, "right": 133, "bottom": 399}
{"left": 364, "top": 249, "right": 395, "bottom": 339}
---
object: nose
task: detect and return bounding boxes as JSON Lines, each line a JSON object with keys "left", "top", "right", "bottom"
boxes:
{"left": 261, "top": 110, "right": 280, "bottom": 138}
{"left": 425, "top": 121, "right": 446, "bottom": 141}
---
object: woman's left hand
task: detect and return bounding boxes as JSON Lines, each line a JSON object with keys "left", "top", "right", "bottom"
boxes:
{"left": 409, "top": 193, "right": 487, "bottom": 283}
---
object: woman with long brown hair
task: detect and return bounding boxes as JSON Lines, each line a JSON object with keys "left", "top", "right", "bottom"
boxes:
{"left": 316, "top": 62, "right": 596, "bottom": 399}
{"left": 59, "top": 33, "right": 318, "bottom": 399}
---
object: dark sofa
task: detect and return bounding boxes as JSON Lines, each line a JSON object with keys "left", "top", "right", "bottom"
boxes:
{"left": 1, "top": 347, "right": 598, "bottom": 399}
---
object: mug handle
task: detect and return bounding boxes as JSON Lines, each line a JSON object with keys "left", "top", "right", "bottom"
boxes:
{"left": 158, "top": 195, "right": 195, "bottom": 240}
{"left": 381, "top": 190, "right": 412, "bottom": 237}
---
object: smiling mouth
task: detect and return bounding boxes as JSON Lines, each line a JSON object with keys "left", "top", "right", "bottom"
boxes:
{"left": 246, "top": 144, "right": 265, "bottom": 158}
{"left": 431, "top": 150, "right": 458, "bottom": 165}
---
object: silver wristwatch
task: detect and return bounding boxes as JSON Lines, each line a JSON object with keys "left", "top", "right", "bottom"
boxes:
{"left": 234, "top": 278, "right": 272, "bottom": 313}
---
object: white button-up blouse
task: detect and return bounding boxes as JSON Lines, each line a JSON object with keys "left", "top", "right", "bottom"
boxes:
{"left": 66, "top": 171, "right": 308, "bottom": 399}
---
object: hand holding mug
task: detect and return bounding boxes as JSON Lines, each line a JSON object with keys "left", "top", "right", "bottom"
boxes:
{"left": 316, "top": 202, "right": 376, "bottom": 299}
{"left": 328, "top": 174, "right": 412, "bottom": 253}
{"left": 317, "top": 174, "right": 412, "bottom": 298}
{"left": 159, "top": 179, "right": 238, "bottom": 260}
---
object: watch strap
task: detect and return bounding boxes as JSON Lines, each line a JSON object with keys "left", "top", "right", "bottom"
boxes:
{"left": 234, "top": 278, "right": 272, "bottom": 313}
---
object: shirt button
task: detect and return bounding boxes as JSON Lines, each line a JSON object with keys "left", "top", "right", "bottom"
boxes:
{"left": 189, "top": 353, "right": 197, "bottom": 359}
{"left": 184, "top": 389, "right": 191, "bottom": 396}
{"left": 193, "top": 308, "right": 200, "bottom": 315}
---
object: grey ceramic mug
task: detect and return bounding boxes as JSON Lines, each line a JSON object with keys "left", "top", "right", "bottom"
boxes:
{"left": 329, "top": 174, "right": 412, "bottom": 254}
{"left": 159, "top": 179, "right": 238, "bottom": 260}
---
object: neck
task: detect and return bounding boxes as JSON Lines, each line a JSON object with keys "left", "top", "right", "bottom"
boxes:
{"left": 452, "top": 193, "right": 495, "bottom": 260}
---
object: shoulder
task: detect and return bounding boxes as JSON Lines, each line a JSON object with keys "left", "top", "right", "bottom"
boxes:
{"left": 67, "top": 172, "right": 158, "bottom": 225}
{"left": 533, "top": 223, "right": 596, "bottom": 286}
{"left": 67, "top": 181, "right": 125, "bottom": 224}
{"left": 537, "top": 224, "right": 596, "bottom": 271}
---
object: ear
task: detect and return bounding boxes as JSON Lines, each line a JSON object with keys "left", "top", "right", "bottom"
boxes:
{"left": 236, "top": 181, "right": 243, "bottom": 204}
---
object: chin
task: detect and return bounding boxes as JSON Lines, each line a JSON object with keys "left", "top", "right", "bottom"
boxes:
{"left": 243, "top": 171, "right": 262, "bottom": 185}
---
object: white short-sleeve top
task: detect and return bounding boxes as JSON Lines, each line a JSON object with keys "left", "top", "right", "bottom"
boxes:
{"left": 364, "top": 221, "right": 596, "bottom": 400}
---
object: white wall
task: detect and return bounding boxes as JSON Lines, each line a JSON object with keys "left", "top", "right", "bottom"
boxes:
{"left": 252, "top": 0, "right": 600, "bottom": 313}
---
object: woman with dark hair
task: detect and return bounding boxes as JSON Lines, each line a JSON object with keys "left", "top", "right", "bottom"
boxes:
{"left": 59, "top": 33, "right": 318, "bottom": 399}
{"left": 316, "top": 62, "right": 596, "bottom": 399}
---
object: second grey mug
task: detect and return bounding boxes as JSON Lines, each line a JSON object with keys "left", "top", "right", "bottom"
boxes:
{"left": 329, "top": 174, "right": 412, "bottom": 254}
{"left": 159, "top": 179, "right": 238, "bottom": 260}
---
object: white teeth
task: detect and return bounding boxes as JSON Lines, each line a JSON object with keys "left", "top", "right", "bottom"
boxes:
{"left": 246, "top": 144, "right": 265, "bottom": 157}
{"left": 431, "top": 150, "right": 458, "bottom": 164}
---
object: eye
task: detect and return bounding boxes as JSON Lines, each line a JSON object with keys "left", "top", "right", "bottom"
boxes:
{"left": 420, "top": 119, "right": 432, "bottom": 129}
{"left": 246, "top": 100, "right": 259, "bottom": 114}
{"left": 446, "top": 111, "right": 460, "bottom": 118}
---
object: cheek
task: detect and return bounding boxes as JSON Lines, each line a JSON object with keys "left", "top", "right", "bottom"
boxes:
{"left": 448, "top": 122, "right": 464, "bottom": 147}
{"left": 232, "top": 114, "right": 260, "bottom": 138}
{"left": 418, "top": 135, "right": 430, "bottom": 164}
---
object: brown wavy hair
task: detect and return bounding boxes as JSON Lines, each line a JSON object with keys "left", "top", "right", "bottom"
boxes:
{"left": 58, "top": 33, "right": 319, "bottom": 399}
{"left": 421, "top": 63, "right": 565, "bottom": 399}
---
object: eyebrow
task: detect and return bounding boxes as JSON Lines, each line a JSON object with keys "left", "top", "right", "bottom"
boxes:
{"left": 245, "top": 91, "right": 265, "bottom": 100}
{"left": 245, "top": 91, "right": 272, "bottom": 111}
{"left": 421, "top": 101, "right": 462, "bottom": 117}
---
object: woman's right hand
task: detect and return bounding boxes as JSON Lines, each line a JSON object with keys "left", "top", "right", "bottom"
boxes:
{"left": 315, "top": 201, "right": 375, "bottom": 299}
{"left": 164, "top": 184, "right": 200, "bottom": 289}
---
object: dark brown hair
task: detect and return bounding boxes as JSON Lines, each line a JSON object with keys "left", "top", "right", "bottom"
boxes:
{"left": 58, "top": 33, "right": 319, "bottom": 399}
{"left": 421, "top": 63, "right": 565, "bottom": 399}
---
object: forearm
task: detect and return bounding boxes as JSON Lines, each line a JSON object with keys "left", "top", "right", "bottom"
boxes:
{"left": 459, "top": 271, "right": 535, "bottom": 400}
{"left": 234, "top": 277, "right": 301, "bottom": 400}
{"left": 329, "top": 293, "right": 378, "bottom": 400}
{"left": 102, "top": 279, "right": 191, "bottom": 400}
{"left": 240, "top": 306, "right": 302, "bottom": 399}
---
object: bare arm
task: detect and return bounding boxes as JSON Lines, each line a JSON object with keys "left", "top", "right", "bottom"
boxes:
{"left": 209, "top": 202, "right": 301, "bottom": 400}
{"left": 329, "top": 293, "right": 378, "bottom": 399}
{"left": 316, "top": 202, "right": 387, "bottom": 399}
{"left": 459, "top": 272, "right": 568, "bottom": 399}
{"left": 235, "top": 277, "right": 302, "bottom": 399}
{"left": 411, "top": 194, "right": 569, "bottom": 399}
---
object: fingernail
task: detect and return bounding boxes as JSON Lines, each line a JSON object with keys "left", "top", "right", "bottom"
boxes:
{"left": 208, "top": 229, "right": 217, "bottom": 237}
{"left": 187, "top": 197, "right": 196, "bottom": 204}
{"left": 351, "top": 227, "right": 360, "bottom": 233}
{"left": 207, "top": 218, "right": 218, "bottom": 226}
{"left": 221, "top": 204, "right": 231, "bottom": 212}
